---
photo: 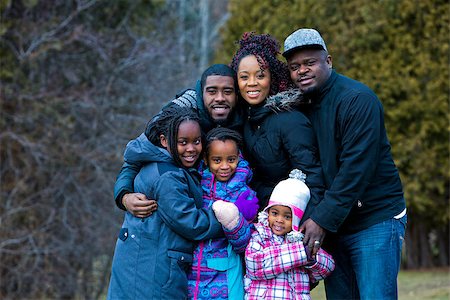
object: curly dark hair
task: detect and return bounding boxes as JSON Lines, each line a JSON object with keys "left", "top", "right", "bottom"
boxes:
{"left": 230, "top": 32, "right": 294, "bottom": 96}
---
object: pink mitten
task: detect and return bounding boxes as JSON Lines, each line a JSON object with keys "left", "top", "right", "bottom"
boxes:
{"left": 212, "top": 200, "right": 240, "bottom": 230}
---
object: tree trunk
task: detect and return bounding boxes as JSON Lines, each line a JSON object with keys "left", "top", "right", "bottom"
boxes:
{"left": 404, "top": 216, "right": 419, "bottom": 269}
{"left": 178, "top": 0, "right": 186, "bottom": 64}
{"left": 437, "top": 227, "right": 449, "bottom": 266}
{"left": 418, "top": 222, "right": 434, "bottom": 267}
{"left": 199, "top": 0, "right": 209, "bottom": 72}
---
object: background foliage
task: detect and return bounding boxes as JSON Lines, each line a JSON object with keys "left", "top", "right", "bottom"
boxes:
{"left": 0, "top": 0, "right": 448, "bottom": 298}
{"left": 217, "top": 0, "right": 449, "bottom": 269}
{"left": 0, "top": 0, "right": 227, "bottom": 298}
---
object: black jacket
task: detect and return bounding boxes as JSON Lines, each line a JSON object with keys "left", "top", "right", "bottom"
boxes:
{"left": 302, "top": 70, "right": 406, "bottom": 234}
{"left": 242, "top": 102, "right": 325, "bottom": 223}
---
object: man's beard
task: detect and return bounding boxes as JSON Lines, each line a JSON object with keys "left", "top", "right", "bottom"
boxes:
{"left": 214, "top": 117, "right": 229, "bottom": 126}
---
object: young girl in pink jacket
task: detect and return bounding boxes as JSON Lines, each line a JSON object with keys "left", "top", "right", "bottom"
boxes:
{"left": 244, "top": 169, "right": 335, "bottom": 300}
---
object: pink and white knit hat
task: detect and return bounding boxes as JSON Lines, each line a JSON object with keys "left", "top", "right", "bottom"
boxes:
{"left": 264, "top": 169, "right": 310, "bottom": 231}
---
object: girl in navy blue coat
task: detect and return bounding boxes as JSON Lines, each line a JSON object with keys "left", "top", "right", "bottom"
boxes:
{"left": 107, "top": 107, "right": 223, "bottom": 300}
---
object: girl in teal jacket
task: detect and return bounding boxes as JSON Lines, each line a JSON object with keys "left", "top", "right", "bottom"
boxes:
{"left": 107, "top": 107, "right": 223, "bottom": 300}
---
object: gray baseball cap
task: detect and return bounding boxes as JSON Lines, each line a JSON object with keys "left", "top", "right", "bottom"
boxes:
{"left": 282, "top": 28, "right": 327, "bottom": 58}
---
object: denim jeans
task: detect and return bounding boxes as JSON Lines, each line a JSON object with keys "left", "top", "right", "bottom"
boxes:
{"left": 324, "top": 214, "right": 407, "bottom": 300}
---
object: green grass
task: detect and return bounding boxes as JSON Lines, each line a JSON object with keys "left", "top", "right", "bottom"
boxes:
{"left": 311, "top": 268, "right": 450, "bottom": 299}
{"left": 99, "top": 268, "right": 449, "bottom": 299}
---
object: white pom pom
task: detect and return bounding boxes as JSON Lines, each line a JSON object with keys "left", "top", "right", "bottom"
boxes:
{"left": 289, "top": 169, "right": 307, "bottom": 182}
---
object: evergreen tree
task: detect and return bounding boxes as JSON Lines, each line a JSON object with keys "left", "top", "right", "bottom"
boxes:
{"left": 218, "top": 0, "right": 449, "bottom": 268}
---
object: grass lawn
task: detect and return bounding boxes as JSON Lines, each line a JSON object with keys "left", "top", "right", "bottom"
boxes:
{"left": 100, "top": 268, "right": 449, "bottom": 299}
{"left": 310, "top": 268, "right": 450, "bottom": 299}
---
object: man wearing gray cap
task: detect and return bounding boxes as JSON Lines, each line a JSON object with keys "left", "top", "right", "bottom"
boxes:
{"left": 282, "top": 28, "right": 407, "bottom": 299}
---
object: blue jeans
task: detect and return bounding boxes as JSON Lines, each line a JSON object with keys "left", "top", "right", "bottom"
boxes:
{"left": 324, "top": 215, "right": 407, "bottom": 300}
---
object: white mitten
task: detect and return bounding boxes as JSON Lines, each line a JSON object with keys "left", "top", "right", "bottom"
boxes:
{"left": 212, "top": 200, "right": 240, "bottom": 230}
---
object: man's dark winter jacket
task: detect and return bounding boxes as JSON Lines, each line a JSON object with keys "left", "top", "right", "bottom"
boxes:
{"left": 302, "top": 70, "right": 406, "bottom": 234}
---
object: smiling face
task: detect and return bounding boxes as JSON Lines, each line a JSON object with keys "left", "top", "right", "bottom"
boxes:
{"left": 287, "top": 48, "right": 332, "bottom": 94}
{"left": 161, "top": 120, "right": 202, "bottom": 168}
{"left": 237, "top": 55, "right": 271, "bottom": 106}
{"left": 205, "top": 139, "right": 239, "bottom": 182}
{"left": 203, "top": 75, "right": 237, "bottom": 123}
{"left": 267, "top": 205, "right": 293, "bottom": 236}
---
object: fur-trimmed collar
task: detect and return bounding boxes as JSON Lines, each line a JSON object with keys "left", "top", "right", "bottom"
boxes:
{"left": 264, "top": 89, "right": 304, "bottom": 112}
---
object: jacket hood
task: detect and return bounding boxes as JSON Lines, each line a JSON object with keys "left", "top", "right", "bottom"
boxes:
{"left": 195, "top": 80, "right": 216, "bottom": 131}
{"left": 199, "top": 152, "right": 254, "bottom": 196}
{"left": 124, "top": 133, "right": 172, "bottom": 165}
{"left": 256, "top": 212, "right": 304, "bottom": 243}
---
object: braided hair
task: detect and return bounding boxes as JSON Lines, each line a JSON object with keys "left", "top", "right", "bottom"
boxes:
{"left": 204, "top": 127, "right": 243, "bottom": 158}
{"left": 145, "top": 106, "right": 201, "bottom": 167}
{"left": 230, "top": 32, "right": 294, "bottom": 96}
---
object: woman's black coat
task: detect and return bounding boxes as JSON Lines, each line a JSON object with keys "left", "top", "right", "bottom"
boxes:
{"left": 242, "top": 101, "right": 325, "bottom": 223}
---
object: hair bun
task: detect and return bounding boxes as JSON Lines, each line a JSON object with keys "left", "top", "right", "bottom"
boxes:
{"left": 238, "top": 32, "right": 280, "bottom": 56}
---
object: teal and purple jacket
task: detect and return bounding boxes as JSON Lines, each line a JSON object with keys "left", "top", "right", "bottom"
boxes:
{"left": 187, "top": 155, "right": 258, "bottom": 300}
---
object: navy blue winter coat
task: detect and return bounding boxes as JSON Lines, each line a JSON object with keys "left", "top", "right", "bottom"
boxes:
{"left": 301, "top": 70, "right": 406, "bottom": 234}
{"left": 107, "top": 134, "right": 223, "bottom": 300}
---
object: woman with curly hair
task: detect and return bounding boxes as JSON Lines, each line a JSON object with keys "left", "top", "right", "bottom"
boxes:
{"left": 230, "top": 32, "right": 325, "bottom": 231}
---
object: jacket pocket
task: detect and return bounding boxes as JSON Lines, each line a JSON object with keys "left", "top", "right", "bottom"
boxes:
{"left": 168, "top": 249, "right": 193, "bottom": 271}
{"left": 160, "top": 250, "right": 193, "bottom": 299}
{"left": 109, "top": 228, "right": 140, "bottom": 298}
{"left": 162, "top": 250, "right": 193, "bottom": 286}
{"left": 118, "top": 228, "right": 128, "bottom": 241}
